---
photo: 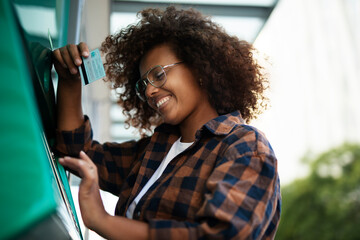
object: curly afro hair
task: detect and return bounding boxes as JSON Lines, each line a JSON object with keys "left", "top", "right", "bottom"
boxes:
{"left": 101, "top": 6, "right": 268, "bottom": 136}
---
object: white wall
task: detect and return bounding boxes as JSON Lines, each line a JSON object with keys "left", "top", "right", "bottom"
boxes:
{"left": 253, "top": 0, "right": 360, "bottom": 184}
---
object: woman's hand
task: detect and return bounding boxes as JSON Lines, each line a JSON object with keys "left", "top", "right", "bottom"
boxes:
{"left": 54, "top": 43, "right": 89, "bottom": 130}
{"left": 53, "top": 42, "right": 89, "bottom": 84}
{"left": 59, "top": 152, "right": 150, "bottom": 239}
{"left": 59, "top": 151, "right": 108, "bottom": 230}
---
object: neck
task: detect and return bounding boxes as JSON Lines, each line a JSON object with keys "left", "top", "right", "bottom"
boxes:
{"left": 179, "top": 105, "right": 218, "bottom": 143}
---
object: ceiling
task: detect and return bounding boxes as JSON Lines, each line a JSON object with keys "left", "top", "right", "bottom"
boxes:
{"left": 111, "top": 0, "right": 279, "bottom": 42}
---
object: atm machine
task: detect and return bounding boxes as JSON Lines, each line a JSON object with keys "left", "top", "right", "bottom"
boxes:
{"left": 0, "top": 0, "right": 83, "bottom": 239}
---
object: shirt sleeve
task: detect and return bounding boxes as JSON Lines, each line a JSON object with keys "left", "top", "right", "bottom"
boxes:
{"left": 147, "top": 129, "right": 281, "bottom": 240}
{"left": 54, "top": 115, "right": 150, "bottom": 196}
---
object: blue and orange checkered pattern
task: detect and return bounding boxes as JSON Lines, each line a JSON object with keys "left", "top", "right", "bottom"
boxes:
{"left": 55, "top": 111, "right": 281, "bottom": 239}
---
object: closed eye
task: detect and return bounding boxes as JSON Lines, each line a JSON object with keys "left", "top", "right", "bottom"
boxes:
{"left": 155, "top": 71, "right": 165, "bottom": 81}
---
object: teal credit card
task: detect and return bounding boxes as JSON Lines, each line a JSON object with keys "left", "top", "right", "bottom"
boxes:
{"left": 80, "top": 48, "right": 106, "bottom": 85}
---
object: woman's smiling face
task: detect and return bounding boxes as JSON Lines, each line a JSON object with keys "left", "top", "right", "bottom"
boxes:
{"left": 139, "top": 43, "right": 212, "bottom": 127}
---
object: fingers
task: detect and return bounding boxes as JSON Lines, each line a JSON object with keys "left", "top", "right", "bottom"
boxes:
{"left": 53, "top": 42, "right": 90, "bottom": 75}
{"left": 79, "top": 150, "right": 93, "bottom": 164}
{"left": 67, "top": 43, "right": 90, "bottom": 66}
{"left": 65, "top": 44, "right": 80, "bottom": 74}
{"left": 77, "top": 151, "right": 99, "bottom": 193}
{"left": 58, "top": 155, "right": 83, "bottom": 177}
{"left": 53, "top": 48, "right": 66, "bottom": 69}
{"left": 59, "top": 151, "right": 97, "bottom": 182}
{"left": 78, "top": 42, "right": 90, "bottom": 58}
{"left": 53, "top": 46, "right": 77, "bottom": 74}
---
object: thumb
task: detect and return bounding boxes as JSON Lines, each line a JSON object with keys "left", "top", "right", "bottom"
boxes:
{"left": 77, "top": 151, "right": 98, "bottom": 190}
{"left": 79, "top": 151, "right": 93, "bottom": 165}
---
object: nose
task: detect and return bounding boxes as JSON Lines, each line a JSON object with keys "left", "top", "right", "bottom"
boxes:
{"left": 144, "top": 82, "right": 159, "bottom": 99}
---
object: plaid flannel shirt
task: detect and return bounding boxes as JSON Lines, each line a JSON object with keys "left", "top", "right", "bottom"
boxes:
{"left": 55, "top": 110, "right": 281, "bottom": 240}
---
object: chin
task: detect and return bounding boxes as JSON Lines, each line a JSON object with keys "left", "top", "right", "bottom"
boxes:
{"left": 163, "top": 119, "right": 178, "bottom": 126}
{"left": 162, "top": 115, "right": 182, "bottom": 126}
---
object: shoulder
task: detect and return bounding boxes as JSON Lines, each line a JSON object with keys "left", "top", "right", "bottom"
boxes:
{"left": 213, "top": 123, "right": 278, "bottom": 182}
{"left": 203, "top": 111, "right": 275, "bottom": 157}
{"left": 224, "top": 123, "right": 274, "bottom": 156}
{"left": 216, "top": 123, "right": 277, "bottom": 177}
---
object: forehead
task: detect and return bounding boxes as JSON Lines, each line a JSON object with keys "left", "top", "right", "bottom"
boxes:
{"left": 139, "top": 44, "right": 179, "bottom": 76}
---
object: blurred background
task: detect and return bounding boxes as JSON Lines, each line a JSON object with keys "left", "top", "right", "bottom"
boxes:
{"left": 79, "top": 0, "right": 360, "bottom": 239}
{"left": 76, "top": 0, "right": 360, "bottom": 239}
{"left": 6, "top": 0, "right": 359, "bottom": 239}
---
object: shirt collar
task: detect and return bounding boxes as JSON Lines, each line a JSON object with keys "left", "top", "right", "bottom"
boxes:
{"left": 154, "top": 110, "right": 245, "bottom": 137}
{"left": 203, "top": 110, "right": 245, "bottom": 135}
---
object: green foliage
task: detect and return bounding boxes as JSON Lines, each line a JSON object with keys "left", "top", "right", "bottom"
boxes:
{"left": 276, "top": 143, "right": 360, "bottom": 240}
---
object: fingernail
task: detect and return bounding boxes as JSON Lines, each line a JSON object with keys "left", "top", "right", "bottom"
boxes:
{"left": 64, "top": 156, "right": 71, "bottom": 160}
{"left": 83, "top": 51, "right": 89, "bottom": 57}
{"left": 70, "top": 68, "right": 77, "bottom": 74}
{"left": 75, "top": 59, "right": 82, "bottom": 65}
{"left": 58, "top": 158, "right": 64, "bottom": 163}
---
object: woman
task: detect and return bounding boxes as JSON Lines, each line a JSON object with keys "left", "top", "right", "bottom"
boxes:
{"left": 54, "top": 6, "right": 281, "bottom": 240}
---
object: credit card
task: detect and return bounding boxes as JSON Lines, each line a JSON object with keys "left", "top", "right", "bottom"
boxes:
{"left": 80, "top": 48, "right": 106, "bottom": 85}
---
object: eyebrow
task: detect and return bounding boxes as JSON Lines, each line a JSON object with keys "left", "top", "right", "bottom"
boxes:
{"left": 140, "top": 66, "right": 153, "bottom": 80}
{"left": 140, "top": 62, "right": 183, "bottom": 80}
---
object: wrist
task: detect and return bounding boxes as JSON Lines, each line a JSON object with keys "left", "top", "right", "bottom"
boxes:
{"left": 91, "top": 212, "right": 112, "bottom": 236}
{"left": 58, "top": 76, "right": 82, "bottom": 90}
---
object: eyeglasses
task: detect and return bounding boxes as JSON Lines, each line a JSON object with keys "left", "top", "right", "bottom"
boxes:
{"left": 135, "top": 62, "right": 183, "bottom": 101}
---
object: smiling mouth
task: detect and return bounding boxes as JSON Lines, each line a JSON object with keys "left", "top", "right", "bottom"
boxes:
{"left": 156, "top": 96, "right": 171, "bottom": 108}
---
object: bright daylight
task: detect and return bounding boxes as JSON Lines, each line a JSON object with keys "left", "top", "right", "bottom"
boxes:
{"left": 1, "top": 0, "right": 359, "bottom": 239}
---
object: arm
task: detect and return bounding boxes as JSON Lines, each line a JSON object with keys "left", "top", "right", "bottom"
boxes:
{"left": 60, "top": 131, "right": 281, "bottom": 240}
{"left": 53, "top": 43, "right": 149, "bottom": 195}
{"left": 53, "top": 43, "right": 89, "bottom": 130}
{"left": 55, "top": 116, "right": 150, "bottom": 195}
{"left": 59, "top": 152, "right": 149, "bottom": 240}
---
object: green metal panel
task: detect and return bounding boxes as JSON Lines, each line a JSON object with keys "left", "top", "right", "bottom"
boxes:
{"left": 0, "top": 0, "right": 82, "bottom": 239}
{"left": 11, "top": 0, "right": 69, "bottom": 142}
{"left": 0, "top": 0, "right": 57, "bottom": 238}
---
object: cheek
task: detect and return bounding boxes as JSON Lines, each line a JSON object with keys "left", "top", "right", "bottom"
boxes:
{"left": 174, "top": 74, "right": 200, "bottom": 96}
{"left": 177, "top": 86, "right": 203, "bottom": 107}
{"left": 147, "top": 101, "right": 157, "bottom": 110}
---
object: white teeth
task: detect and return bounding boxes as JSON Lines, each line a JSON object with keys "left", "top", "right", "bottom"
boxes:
{"left": 156, "top": 97, "right": 170, "bottom": 108}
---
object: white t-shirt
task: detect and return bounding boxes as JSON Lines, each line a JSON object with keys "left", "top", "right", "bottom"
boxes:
{"left": 126, "top": 137, "right": 193, "bottom": 219}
